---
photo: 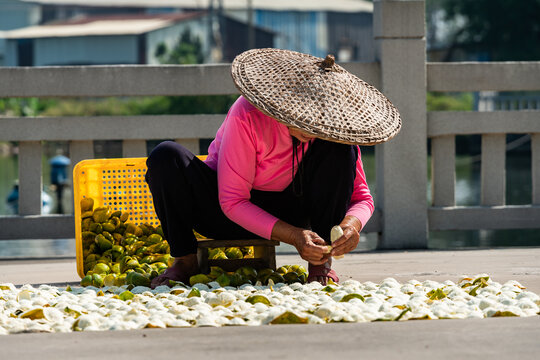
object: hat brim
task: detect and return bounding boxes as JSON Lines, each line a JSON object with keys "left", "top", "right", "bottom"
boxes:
{"left": 231, "top": 48, "right": 401, "bottom": 146}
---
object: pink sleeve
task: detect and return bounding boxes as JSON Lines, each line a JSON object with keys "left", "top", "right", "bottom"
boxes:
{"left": 346, "top": 147, "right": 374, "bottom": 231}
{"left": 217, "top": 108, "right": 279, "bottom": 239}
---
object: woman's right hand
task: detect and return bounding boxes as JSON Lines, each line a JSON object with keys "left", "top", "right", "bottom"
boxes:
{"left": 292, "top": 229, "right": 330, "bottom": 265}
{"left": 271, "top": 220, "right": 329, "bottom": 265}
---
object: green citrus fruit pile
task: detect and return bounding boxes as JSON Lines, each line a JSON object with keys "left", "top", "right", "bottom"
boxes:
{"left": 79, "top": 197, "right": 172, "bottom": 288}
{"left": 189, "top": 264, "right": 308, "bottom": 287}
{"left": 207, "top": 246, "right": 254, "bottom": 260}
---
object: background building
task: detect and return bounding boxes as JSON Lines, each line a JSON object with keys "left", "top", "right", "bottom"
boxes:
{"left": 2, "top": 12, "right": 274, "bottom": 66}
{"left": 0, "top": 0, "right": 374, "bottom": 66}
{"left": 0, "top": 0, "right": 42, "bottom": 65}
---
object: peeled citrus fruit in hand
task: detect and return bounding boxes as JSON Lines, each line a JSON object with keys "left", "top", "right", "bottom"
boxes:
{"left": 330, "top": 225, "right": 344, "bottom": 260}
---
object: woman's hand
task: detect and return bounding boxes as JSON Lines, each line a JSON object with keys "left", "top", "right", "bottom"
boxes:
{"left": 271, "top": 220, "right": 329, "bottom": 265}
{"left": 330, "top": 216, "right": 362, "bottom": 257}
{"left": 292, "top": 229, "right": 330, "bottom": 265}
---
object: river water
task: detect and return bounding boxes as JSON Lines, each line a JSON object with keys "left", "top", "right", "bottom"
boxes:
{"left": 0, "top": 148, "right": 538, "bottom": 258}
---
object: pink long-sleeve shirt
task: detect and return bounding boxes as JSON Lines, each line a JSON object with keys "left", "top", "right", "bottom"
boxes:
{"left": 205, "top": 96, "right": 374, "bottom": 240}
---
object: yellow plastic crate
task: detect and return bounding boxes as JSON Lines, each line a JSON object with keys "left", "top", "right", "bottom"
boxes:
{"left": 73, "top": 157, "right": 158, "bottom": 278}
{"left": 73, "top": 155, "right": 278, "bottom": 279}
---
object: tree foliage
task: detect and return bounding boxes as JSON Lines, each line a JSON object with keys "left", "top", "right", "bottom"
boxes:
{"left": 427, "top": 92, "right": 473, "bottom": 111}
{"left": 155, "top": 28, "right": 204, "bottom": 65}
{"left": 152, "top": 27, "right": 237, "bottom": 115}
{"left": 437, "top": 0, "right": 540, "bottom": 61}
{"left": 0, "top": 98, "right": 55, "bottom": 116}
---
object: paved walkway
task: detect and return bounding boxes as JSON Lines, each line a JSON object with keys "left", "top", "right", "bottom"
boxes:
{"left": 1, "top": 248, "right": 539, "bottom": 359}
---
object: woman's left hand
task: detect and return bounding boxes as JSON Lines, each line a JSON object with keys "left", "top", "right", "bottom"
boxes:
{"left": 330, "top": 216, "right": 362, "bottom": 257}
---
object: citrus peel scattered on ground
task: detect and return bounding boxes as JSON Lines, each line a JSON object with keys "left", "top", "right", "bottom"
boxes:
{"left": 0, "top": 275, "right": 538, "bottom": 334}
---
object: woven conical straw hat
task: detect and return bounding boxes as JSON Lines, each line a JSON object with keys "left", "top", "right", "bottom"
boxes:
{"left": 231, "top": 48, "right": 401, "bottom": 145}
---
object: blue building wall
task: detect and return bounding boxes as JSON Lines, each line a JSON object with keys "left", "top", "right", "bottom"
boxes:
{"left": 255, "top": 10, "right": 327, "bottom": 58}
{"left": 0, "top": 0, "right": 41, "bottom": 31}
{"left": 5, "top": 35, "right": 140, "bottom": 66}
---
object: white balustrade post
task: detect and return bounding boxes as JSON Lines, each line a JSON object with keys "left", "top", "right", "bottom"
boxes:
{"left": 69, "top": 140, "right": 95, "bottom": 213}
{"left": 531, "top": 133, "right": 540, "bottom": 205}
{"left": 18, "top": 141, "right": 43, "bottom": 215}
{"left": 69, "top": 140, "right": 94, "bottom": 169}
{"left": 374, "top": 0, "right": 428, "bottom": 248}
{"left": 481, "top": 134, "right": 506, "bottom": 206}
{"left": 122, "top": 140, "right": 147, "bottom": 158}
{"left": 431, "top": 135, "right": 456, "bottom": 207}
{"left": 175, "top": 139, "right": 200, "bottom": 155}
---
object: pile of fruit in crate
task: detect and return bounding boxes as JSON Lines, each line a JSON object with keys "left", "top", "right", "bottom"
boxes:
{"left": 79, "top": 197, "right": 174, "bottom": 288}
{"left": 78, "top": 198, "right": 307, "bottom": 288}
{"left": 207, "top": 246, "right": 254, "bottom": 259}
{"left": 188, "top": 264, "right": 307, "bottom": 287}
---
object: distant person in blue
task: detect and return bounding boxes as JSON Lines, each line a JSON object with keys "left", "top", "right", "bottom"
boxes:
{"left": 6, "top": 181, "right": 20, "bottom": 214}
{"left": 49, "top": 154, "right": 71, "bottom": 214}
{"left": 6, "top": 180, "right": 52, "bottom": 215}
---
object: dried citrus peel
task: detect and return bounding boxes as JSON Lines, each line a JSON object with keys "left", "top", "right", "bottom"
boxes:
{"left": 330, "top": 225, "right": 344, "bottom": 260}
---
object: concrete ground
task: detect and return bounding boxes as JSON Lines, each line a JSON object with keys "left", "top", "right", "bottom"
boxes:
{"left": 1, "top": 248, "right": 539, "bottom": 359}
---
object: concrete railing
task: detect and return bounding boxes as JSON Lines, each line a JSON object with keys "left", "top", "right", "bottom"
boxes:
{"left": 428, "top": 62, "right": 540, "bottom": 231}
{"left": 1, "top": 0, "right": 539, "bottom": 248}
{"left": 0, "top": 62, "right": 382, "bottom": 241}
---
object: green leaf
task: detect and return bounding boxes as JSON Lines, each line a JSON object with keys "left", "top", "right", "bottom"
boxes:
{"left": 20, "top": 308, "right": 44, "bottom": 320}
{"left": 427, "top": 288, "right": 447, "bottom": 300}
{"left": 472, "top": 276, "right": 489, "bottom": 288}
{"left": 472, "top": 276, "right": 489, "bottom": 285}
{"left": 340, "top": 294, "right": 365, "bottom": 302}
{"left": 327, "top": 278, "right": 338, "bottom": 286}
{"left": 394, "top": 307, "right": 411, "bottom": 321}
{"left": 187, "top": 288, "right": 201, "bottom": 298}
{"left": 469, "top": 284, "right": 481, "bottom": 296}
{"left": 491, "top": 311, "right": 519, "bottom": 317}
{"left": 321, "top": 285, "right": 336, "bottom": 293}
{"left": 245, "top": 295, "right": 271, "bottom": 306}
{"left": 64, "top": 307, "right": 81, "bottom": 318}
{"left": 168, "top": 280, "right": 187, "bottom": 288}
{"left": 119, "top": 290, "right": 134, "bottom": 301}
{"left": 270, "top": 311, "right": 308, "bottom": 324}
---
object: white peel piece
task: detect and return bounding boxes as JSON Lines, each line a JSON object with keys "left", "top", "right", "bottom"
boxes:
{"left": 17, "top": 290, "right": 32, "bottom": 301}
{"left": 184, "top": 297, "right": 203, "bottom": 307}
{"left": 330, "top": 225, "right": 344, "bottom": 259}
{"left": 197, "top": 315, "right": 219, "bottom": 327}
{"left": 43, "top": 307, "right": 64, "bottom": 323}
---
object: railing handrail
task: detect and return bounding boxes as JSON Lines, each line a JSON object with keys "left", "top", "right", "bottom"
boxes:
{"left": 0, "top": 62, "right": 382, "bottom": 98}
{"left": 2, "top": 61, "right": 539, "bottom": 98}
{"left": 427, "top": 62, "right": 540, "bottom": 92}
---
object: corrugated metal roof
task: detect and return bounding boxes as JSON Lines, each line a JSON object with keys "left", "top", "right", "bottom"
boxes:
{"left": 4, "top": 20, "right": 167, "bottom": 38}
{"left": 3, "top": 13, "right": 205, "bottom": 39}
{"left": 21, "top": 0, "right": 373, "bottom": 13}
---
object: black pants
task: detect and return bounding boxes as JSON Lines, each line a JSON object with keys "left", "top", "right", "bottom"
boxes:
{"left": 145, "top": 140, "right": 358, "bottom": 257}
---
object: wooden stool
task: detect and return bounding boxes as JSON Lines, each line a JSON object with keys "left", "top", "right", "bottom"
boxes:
{"left": 197, "top": 238, "right": 280, "bottom": 273}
